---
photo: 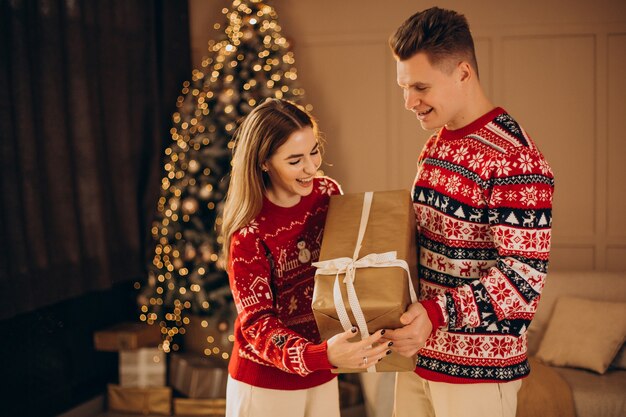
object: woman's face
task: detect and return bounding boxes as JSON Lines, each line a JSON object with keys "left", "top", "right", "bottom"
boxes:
{"left": 263, "top": 126, "right": 321, "bottom": 207}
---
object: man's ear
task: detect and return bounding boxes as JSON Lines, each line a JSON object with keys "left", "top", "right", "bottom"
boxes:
{"left": 457, "top": 61, "right": 472, "bottom": 83}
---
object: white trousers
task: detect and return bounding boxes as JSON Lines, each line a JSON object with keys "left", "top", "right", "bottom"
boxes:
{"left": 225, "top": 376, "right": 340, "bottom": 417}
{"left": 394, "top": 371, "right": 522, "bottom": 417}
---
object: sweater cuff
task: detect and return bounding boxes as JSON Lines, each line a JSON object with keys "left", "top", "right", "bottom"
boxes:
{"left": 421, "top": 299, "right": 445, "bottom": 335}
{"left": 304, "top": 341, "right": 334, "bottom": 372}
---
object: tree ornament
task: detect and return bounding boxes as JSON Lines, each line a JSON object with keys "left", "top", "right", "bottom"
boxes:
{"left": 182, "top": 198, "right": 199, "bottom": 215}
{"left": 188, "top": 159, "right": 200, "bottom": 174}
{"left": 184, "top": 244, "right": 197, "bottom": 261}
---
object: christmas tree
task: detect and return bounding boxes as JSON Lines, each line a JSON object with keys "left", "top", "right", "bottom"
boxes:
{"left": 138, "top": 0, "right": 305, "bottom": 355}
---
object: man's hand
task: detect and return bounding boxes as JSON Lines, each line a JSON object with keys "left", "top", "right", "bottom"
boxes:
{"left": 383, "top": 302, "right": 433, "bottom": 357}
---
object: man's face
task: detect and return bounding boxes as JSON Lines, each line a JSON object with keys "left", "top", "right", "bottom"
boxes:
{"left": 396, "top": 52, "right": 466, "bottom": 131}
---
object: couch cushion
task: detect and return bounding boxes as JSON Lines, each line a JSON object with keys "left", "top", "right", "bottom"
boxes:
{"left": 554, "top": 367, "right": 626, "bottom": 417}
{"left": 535, "top": 296, "right": 626, "bottom": 374}
{"left": 611, "top": 344, "right": 626, "bottom": 370}
{"left": 528, "top": 271, "right": 626, "bottom": 355}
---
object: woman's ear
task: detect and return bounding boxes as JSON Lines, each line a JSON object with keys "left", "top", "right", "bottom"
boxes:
{"left": 261, "top": 163, "right": 269, "bottom": 172}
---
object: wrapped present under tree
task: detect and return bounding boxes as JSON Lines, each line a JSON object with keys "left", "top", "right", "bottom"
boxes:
{"left": 107, "top": 384, "right": 172, "bottom": 415}
{"left": 94, "top": 322, "right": 162, "bottom": 352}
{"left": 173, "top": 398, "right": 226, "bottom": 416}
{"left": 169, "top": 352, "right": 228, "bottom": 399}
{"left": 119, "top": 347, "right": 166, "bottom": 388}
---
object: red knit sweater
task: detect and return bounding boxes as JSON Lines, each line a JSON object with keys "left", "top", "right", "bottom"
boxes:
{"left": 227, "top": 176, "right": 342, "bottom": 390}
{"left": 414, "top": 108, "right": 554, "bottom": 383}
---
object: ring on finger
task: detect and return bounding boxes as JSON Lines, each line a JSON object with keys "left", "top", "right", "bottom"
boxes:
{"left": 363, "top": 356, "right": 368, "bottom": 365}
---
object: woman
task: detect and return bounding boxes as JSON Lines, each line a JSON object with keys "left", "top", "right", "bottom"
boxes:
{"left": 221, "top": 99, "right": 390, "bottom": 417}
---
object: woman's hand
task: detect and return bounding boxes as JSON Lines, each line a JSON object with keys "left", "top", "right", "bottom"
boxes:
{"left": 326, "top": 327, "right": 392, "bottom": 369}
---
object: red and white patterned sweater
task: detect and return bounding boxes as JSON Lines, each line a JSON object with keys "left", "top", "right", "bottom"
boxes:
{"left": 227, "top": 176, "right": 342, "bottom": 390}
{"left": 415, "top": 107, "right": 554, "bottom": 383}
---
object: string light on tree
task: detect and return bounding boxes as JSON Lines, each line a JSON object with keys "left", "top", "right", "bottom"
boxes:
{"left": 136, "top": 0, "right": 306, "bottom": 356}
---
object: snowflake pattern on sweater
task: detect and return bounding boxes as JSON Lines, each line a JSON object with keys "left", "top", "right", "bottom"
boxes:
{"left": 413, "top": 108, "right": 554, "bottom": 383}
{"left": 227, "top": 177, "right": 342, "bottom": 390}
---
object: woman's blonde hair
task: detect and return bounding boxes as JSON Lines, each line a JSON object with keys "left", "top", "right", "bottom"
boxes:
{"left": 220, "top": 98, "right": 320, "bottom": 262}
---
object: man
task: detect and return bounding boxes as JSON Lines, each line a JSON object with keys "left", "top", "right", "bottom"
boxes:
{"left": 384, "top": 7, "right": 554, "bottom": 417}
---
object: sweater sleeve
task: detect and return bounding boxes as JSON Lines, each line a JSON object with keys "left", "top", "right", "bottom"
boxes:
{"left": 436, "top": 146, "right": 554, "bottom": 330}
{"left": 228, "top": 231, "right": 332, "bottom": 376}
{"left": 317, "top": 175, "right": 343, "bottom": 196}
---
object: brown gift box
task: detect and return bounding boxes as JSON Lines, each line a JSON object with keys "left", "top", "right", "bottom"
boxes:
{"left": 312, "top": 190, "right": 418, "bottom": 373}
{"left": 107, "top": 384, "right": 172, "bottom": 415}
{"left": 94, "top": 322, "right": 162, "bottom": 351}
{"left": 119, "top": 347, "right": 166, "bottom": 388}
{"left": 169, "top": 352, "right": 228, "bottom": 399}
{"left": 173, "top": 398, "right": 226, "bottom": 416}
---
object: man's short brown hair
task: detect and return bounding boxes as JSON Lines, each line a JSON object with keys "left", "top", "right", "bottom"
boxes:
{"left": 389, "top": 7, "right": 479, "bottom": 77}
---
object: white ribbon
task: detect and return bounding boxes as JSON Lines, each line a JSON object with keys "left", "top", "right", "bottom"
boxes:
{"left": 313, "top": 192, "right": 418, "bottom": 372}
